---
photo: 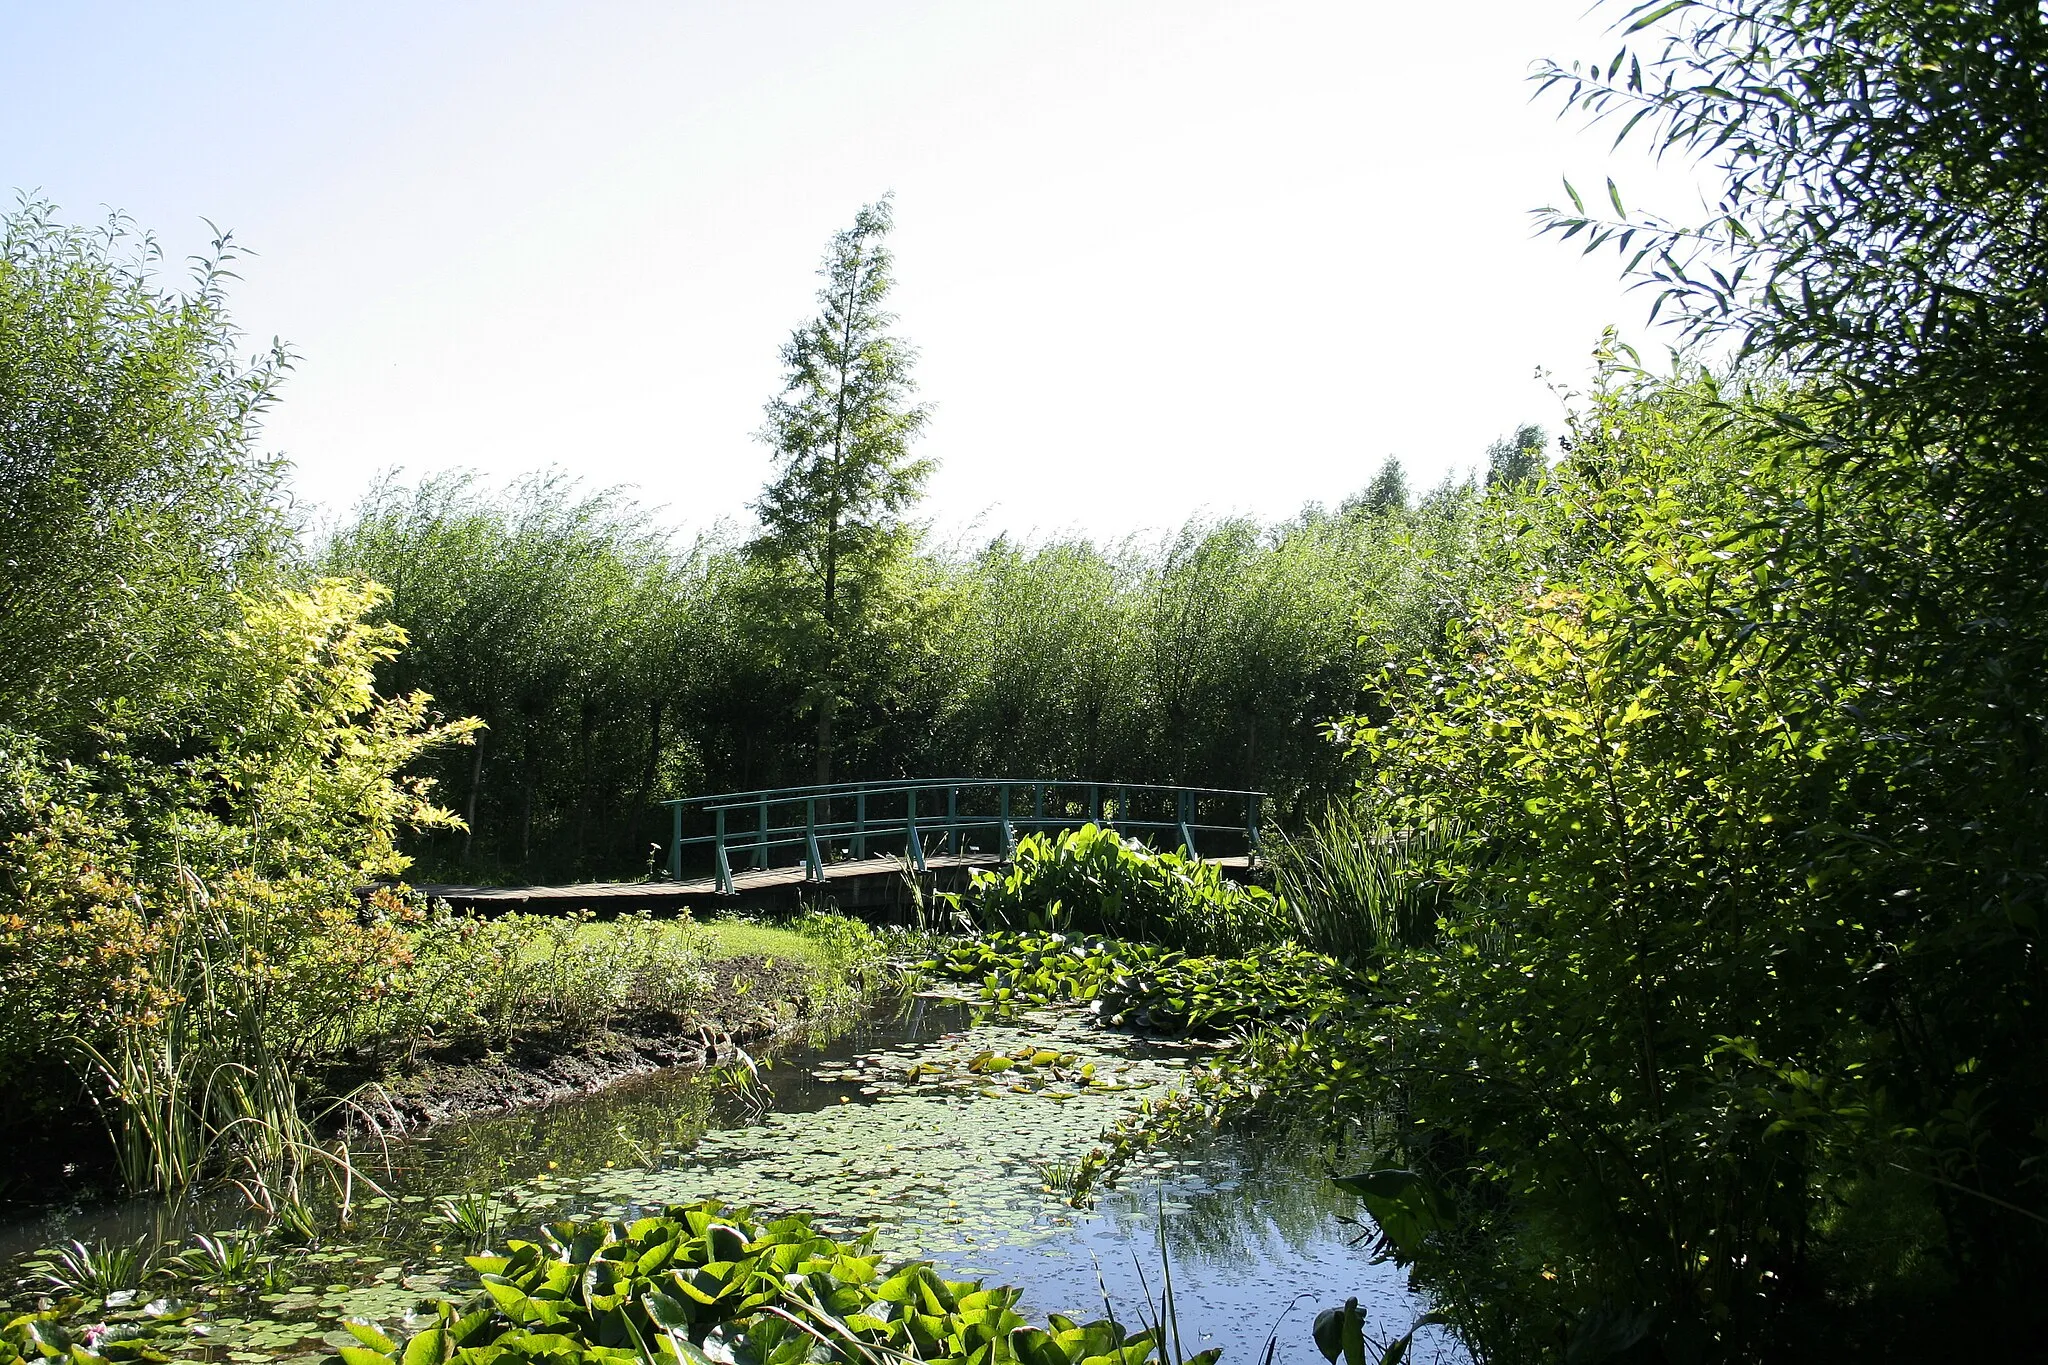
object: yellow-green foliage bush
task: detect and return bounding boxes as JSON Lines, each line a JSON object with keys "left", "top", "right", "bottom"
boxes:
{"left": 0, "top": 580, "right": 475, "bottom": 1189}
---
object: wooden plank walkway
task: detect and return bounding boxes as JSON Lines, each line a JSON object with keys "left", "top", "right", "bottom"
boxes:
{"left": 411, "top": 852, "right": 1253, "bottom": 911}
{"left": 411, "top": 853, "right": 1004, "bottom": 909}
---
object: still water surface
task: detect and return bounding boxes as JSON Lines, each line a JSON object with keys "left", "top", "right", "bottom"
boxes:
{"left": 4, "top": 996, "right": 1464, "bottom": 1365}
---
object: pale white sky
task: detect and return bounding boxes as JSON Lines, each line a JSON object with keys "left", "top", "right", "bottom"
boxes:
{"left": 3, "top": 1, "right": 1708, "bottom": 543}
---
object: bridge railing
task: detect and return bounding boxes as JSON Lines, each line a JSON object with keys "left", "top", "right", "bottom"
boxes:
{"left": 660, "top": 778, "right": 1265, "bottom": 895}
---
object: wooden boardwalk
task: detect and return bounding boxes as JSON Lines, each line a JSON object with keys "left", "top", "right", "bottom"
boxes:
{"left": 410, "top": 852, "right": 1251, "bottom": 912}
{"left": 410, "top": 853, "right": 1004, "bottom": 910}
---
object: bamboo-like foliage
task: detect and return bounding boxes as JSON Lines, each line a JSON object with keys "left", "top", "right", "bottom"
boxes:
{"left": 321, "top": 471, "right": 1513, "bottom": 881}
{"left": 0, "top": 197, "right": 289, "bottom": 743}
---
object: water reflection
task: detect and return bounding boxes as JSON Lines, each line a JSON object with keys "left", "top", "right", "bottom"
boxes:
{"left": 968, "top": 1126, "right": 1465, "bottom": 1365}
{"left": 2, "top": 996, "right": 1463, "bottom": 1365}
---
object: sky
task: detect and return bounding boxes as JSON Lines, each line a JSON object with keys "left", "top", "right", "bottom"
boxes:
{"left": 2, "top": 1, "right": 1712, "bottom": 545}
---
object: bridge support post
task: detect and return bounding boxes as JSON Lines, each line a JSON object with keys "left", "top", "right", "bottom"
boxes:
{"left": 854, "top": 790, "right": 867, "bottom": 859}
{"left": 1000, "top": 784, "right": 1015, "bottom": 859}
{"left": 1177, "top": 790, "right": 1197, "bottom": 859}
{"left": 754, "top": 800, "right": 768, "bottom": 870}
{"left": 1246, "top": 792, "right": 1262, "bottom": 862}
{"left": 715, "top": 807, "right": 734, "bottom": 895}
{"left": 805, "top": 798, "right": 825, "bottom": 881}
{"left": 906, "top": 788, "right": 926, "bottom": 872}
{"left": 946, "top": 785, "right": 958, "bottom": 856}
{"left": 668, "top": 803, "right": 682, "bottom": 880}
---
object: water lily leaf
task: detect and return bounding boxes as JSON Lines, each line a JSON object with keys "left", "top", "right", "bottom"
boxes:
{"left": 643, "top": 1291, "right": 691, "bottom": 1331}
{"left": 398, "top": 1328, "right": 448, "bottom": 1365}
{"left": 342, "top": 1322, "right": 396, "bottom": 1353}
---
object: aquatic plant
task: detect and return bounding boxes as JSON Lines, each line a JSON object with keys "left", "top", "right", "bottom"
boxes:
{"left": 924, "top": 933, "right": 1350, "bottom": 1035}
{"left": 434, "top": 1191, "right": 499, "bottom": 1252}
{"left": 162, "top": 1229, "right": 266, "bottom": 1295}
{"left": 28, "top": 1240, "right": 154, "bottom": 1300}
{"left": 331, "top": 1201, "right": 1172, "bottom": 1365}
{"left": 1126, "top": 1203, "right": 1218, "bottom": 1365}
{"left": 0, "top": 1297, "right": 198, "bottom": 1365}
{"left": 1265, "top": 810, "right": 1451, "bottom": 967}
{"left": 1035, "top": 1159, "right": 1084, "bottom": 1198}
{"left": 1310, "top": 1296, "right": 1446, "bottom": 1365}
{"left": 948, "top": 828, "right": 1290, "bottom": 959}
{"left": 711, "top": 1049, "right": 774, "bottom": 1122}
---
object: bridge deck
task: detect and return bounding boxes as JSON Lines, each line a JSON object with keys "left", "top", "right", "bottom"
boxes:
{"left": 411, "top": 852, "right": 1252, "bottom": 911}
{"left": 412, "top": 853, "right": 999, "bottom": 908}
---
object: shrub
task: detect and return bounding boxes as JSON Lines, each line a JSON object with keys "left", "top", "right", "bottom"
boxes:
{"left": 0, "top": 581, "right": 475, "bottom": 1193}
{"left": 948, "top": 825, "right": 1288, "bottom": 957}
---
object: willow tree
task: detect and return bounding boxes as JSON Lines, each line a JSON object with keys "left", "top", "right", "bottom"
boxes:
{"left": 0, "top": 200, "right": 288, "bottom": 746}
{"left": 750, "top": 196, "right": 932, "bottom": 785}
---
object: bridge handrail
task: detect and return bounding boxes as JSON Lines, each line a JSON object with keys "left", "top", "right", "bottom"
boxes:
{"left": 659, "top": 777, "right": 1265, "bottom": 894}
{"left": 658, "top": 777, "right": 1268, "bottom": 808}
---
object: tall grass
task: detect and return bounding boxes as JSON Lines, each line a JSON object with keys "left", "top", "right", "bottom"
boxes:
{"left": 371, "top": 909, "right": 716, "bottom": 1051}
{"left": 1267, "top": 805, "right": 1451, "bottom": 965}
{"left": 75, "top": 871, "right": 372, "bottom": 1213}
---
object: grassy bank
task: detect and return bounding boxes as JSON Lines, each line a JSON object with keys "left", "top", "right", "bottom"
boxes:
{"left": 338, "top": 907, "right": 899, "bottom": 1134}
{"left": 0, "top": 903, "right": 899, "bottom": 1216}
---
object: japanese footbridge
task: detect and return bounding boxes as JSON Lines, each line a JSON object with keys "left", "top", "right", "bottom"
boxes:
{"left": 411, "top": 778, "right": 1266, "bottom": 913}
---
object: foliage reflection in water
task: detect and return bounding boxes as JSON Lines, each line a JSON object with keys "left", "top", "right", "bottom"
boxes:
{"left": 3, "top": 996, "right": 1461, "bottom": 1365}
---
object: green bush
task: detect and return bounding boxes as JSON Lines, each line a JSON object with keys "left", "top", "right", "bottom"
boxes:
{"left": 1110, "top": 361, "right": 2048, "bottom": 1358}
{"left": 0, "top": 581, "right": 475, "bottom": 1194}
{"left": 947, "top": 826, "right": 1288, "bottom": 957}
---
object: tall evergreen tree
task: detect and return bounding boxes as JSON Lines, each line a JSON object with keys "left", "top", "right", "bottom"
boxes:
{"left": 1347, "top": 456, "right": 1410, "bottom": 515}
{"left": 1484, "top": 422, "right": 1547, "bottom": 490}
{"left": 750, "top": 196, "right": 932, "bottom": 784}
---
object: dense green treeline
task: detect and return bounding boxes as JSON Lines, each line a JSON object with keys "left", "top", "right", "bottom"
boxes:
{"left": 323, "top": 468, "right": 1509, "bottom": 882}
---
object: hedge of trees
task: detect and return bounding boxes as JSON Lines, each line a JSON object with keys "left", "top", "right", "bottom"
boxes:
{"left": 321, "top": 463, "right": 1518, "bottom": 883}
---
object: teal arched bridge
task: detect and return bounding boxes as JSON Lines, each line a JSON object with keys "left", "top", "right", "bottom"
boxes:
{"left": 664, "top": 778, "right": 1265, "bottom": 895}
{"left": 410, "top": 778, "right": 1263, "bottom": 912}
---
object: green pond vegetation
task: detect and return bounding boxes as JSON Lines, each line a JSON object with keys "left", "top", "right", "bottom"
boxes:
{"left": 7, "top": 0, "right": 2048, "bottom": 1361}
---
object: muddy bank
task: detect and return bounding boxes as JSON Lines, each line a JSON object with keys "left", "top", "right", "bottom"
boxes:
{"left": 328, "top": 954, "right": 831, "bottom": 1135}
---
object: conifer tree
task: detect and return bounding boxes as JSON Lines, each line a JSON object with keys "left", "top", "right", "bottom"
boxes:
{"left": 1484, "top": 423, "right": 1547, "bottom": 491}
{"left": 750, "top": 196, "right": 932, "bottom": 784}
{"left": 1345, "top": 457, "right": 1410, "bottom": 516}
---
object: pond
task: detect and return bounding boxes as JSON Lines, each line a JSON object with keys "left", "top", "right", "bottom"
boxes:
{"left": 2, "top": 995, "right": 1465, "bottom": 1365}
